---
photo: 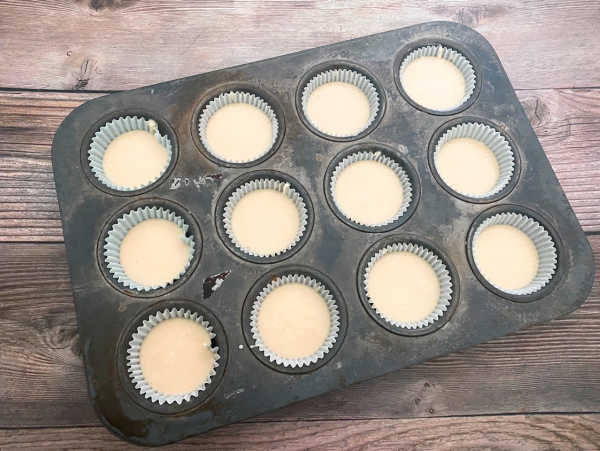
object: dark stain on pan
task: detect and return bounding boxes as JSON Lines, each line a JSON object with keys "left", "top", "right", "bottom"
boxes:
{"left": 203, "top": 270, "right": 231, "bottom": 299}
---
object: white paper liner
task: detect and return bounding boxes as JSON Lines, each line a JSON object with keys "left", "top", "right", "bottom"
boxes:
{"left": 198, "top": 91, "right": 279, "bottom": 164}
{"left": 434, "top": 122, "right": 515, "bottom": 199}
{"left": 250, "top": 274, "right": 340, "bottom": 368}
{"left": 364, "top": 242, "right": 453, "bottom": 329}
{"left": 330, "top": 150, "right": 413, "bottom": 227}
{"left": 301, "top": 68, "right": 380, "bottom": 137}
{"left": 399, "top": 44, "right": 476, "bottom": 111}
{"left": 126, "top": 308, "right": 220, "bottom": 405}
{"left": 88, "top": 116, "right": 172, "bottom": 191}
{"left": 223, "top": 178, "right": 308, "bottom": 258}
{"left": 103, "top": 206, "right": 195, "bottom": 291}
{"left": 472, "top": 212, "right": 557, "bottom": 295}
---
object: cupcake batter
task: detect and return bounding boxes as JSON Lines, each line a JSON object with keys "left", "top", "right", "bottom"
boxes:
{"left": 333, "top": 159, "right": 404, "bottom": 225}
{"left": 140, "top": 317, "right": 215, "bottom": 395}
{"left": 257, "top": 282, "right": 331, "bottom": 359}
{"left": 473, "top": 224, "right": 539, "bottom": 290}
{"left": 120, "top": 218, "right": 191, "bottom": 287}
{"left": 305, "top": 81, "right": 370, "bottom": 136}
{"left": 206, "top": 103, "right": 272, "bottom": 162}
{"left": 367, "top": 251, "right": 440, "bottom": 324}
{"left": 102, "top": 130, "right": 168, "bottom": 188}
{"left": 435, "top": 137, "right": 500, "bottom": 196}
{"left": 231, "top": 188, "right": 300, "bottom": 255}
{"left": 401, "top": 55, "right": 466, "bottom": 110}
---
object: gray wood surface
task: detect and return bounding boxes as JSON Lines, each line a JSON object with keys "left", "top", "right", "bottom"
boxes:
{"left": 1, "top": 1, "right": 600, "bottom": 91}
{"left": 2, "top": 414, "right": 599, "bottom": 450}
{"left": 1, "top": 0, "right": 599, "bottom": 448}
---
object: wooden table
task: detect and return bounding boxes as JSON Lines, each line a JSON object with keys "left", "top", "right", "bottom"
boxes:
{"left": 1, "top": 1, "right": 599, "bottom": 449}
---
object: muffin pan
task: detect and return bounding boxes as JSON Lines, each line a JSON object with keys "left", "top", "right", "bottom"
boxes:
{"left": 52, "top": 21, "right": 594, "bottom": 446}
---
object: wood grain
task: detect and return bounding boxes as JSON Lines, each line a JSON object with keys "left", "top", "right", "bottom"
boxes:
{"left": 1, "top": 1, "right": 600, "bottom": 91}
{"left": 0, "top": 236, "right": 599, "bottom": 428}
{"left": 2, "top": 414, "right": 599, "bottom": 450}
{"left": 0, "top": 91, "right": 99, "bottom": 241}
{"left": 1, "top": 87, "right": 599, "bottom": 241}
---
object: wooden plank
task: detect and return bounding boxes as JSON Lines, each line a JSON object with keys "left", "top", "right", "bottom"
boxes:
{"left": 1, "top": 87, "right": 600, "bottom": 241}
{"left": 0, "top": 237, "right": 599, "bottom": 428}
{"left": 2, "top": 414, "right": 599, "bottom": 449}
{"left": 0, "top": 91, "right": 100, "bottom": 242}
{"left": 518, "top": 88, "right": 600, "bottom": 232}
{"left": 1, "top": 1, "right": 599, "bottom": 91}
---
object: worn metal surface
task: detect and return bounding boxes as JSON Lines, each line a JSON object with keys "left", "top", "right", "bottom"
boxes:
{"left": 51, "top": 21, "right": 594, "bottom": 446}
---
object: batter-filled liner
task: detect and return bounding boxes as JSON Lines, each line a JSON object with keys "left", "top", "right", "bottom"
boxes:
{"left": 88, "top": 116, "right": 173, "bottom": 191}
{"left": 198, "top": 91, "right": 279, "bottom": 164}
{"left": 300, "top": 68, "right": 380, "bottom": 138}
{"left": 330, "top": 150, "right": 413, "bottom": 227}
{"left": 399, "top": 44, "right": 476, "bottom": 112}
{"left": 103, "top": 206, "right": 195, "bottom": 291}
{"left": 433, "top": 122, "right": 515, "bottom": 199}
{"left": 249, "top": 273, "right": 340, "bottom": 368}
{"left": 126, "top": 307, "right": 220, "bottom": 405}
{"left": 222, "top": 178, "right": 308, "bottom": 258}
{"left": 471, "top": 212, "right": 557, "bottom": 296}
{"left": 363, "top": 242, "right": 453, "bottom": 329}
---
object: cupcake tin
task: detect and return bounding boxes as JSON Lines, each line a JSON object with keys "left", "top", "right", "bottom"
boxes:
{"left": 51, "top": 21, "right": 594, "bottom": 446}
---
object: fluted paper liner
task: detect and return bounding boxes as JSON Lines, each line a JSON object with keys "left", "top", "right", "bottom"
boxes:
{"left": 223, "top": 178, "right": 308, "bottom": 258}
{"left": 400, "top": 44, "right": 476, "bottom": 111}
{"left": 198, "top": 91, "right": 279, "bottom": 163}
{"left": 104, "top": 206, "right": 195, "bottom": 291}
{"left": 330, "top": 150, "right": 413, "bottom": 227}
{"left": 88, "top": 116, "right": 172, "bottom": 191}
{"left": 250, "top": 274, "right": 340, "bottom": 368}
{"left": 301, "top": 68, "right": 380, "bottom": 137}
{"left": 126, "top": 308, "right": 220, "bottom": 405}
{"left": 364, "top": 242, "right": 453, "bottom": 329}
{"left": 472, "top": 212, "right": 557, "bottom": 295}
{"left": 434, "top": 122, "right": 515, "bottom": 199}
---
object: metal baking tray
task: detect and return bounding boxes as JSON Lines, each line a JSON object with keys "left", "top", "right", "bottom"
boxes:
{"left": 51, "top": 21, "right": 594, "bottom": 446}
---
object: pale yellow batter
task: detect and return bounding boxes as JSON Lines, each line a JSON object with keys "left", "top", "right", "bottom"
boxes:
{"left": 367, "top": 251, "right": 440, "bottom": 323}
{"left": 231, "top": 189, "right": 300, "bottom": 255}
{"left": 305, "top": 81, "right": 370, "bottom": 136}
{"left": 435, "top": 137, "right": 500, "bottom": 196}
{"left": 102, "top": 130, "right": 168, "bottom": 188}
{"left": 257, "top": 283, "right": 330, "bottom": 359}
{"left": 206, "top": 103, "right": 272, "bottom": 162}
{"left": 401, "top": 55, "right": 466, "bottom": 111}
{"left": 140, "top": 317, "right": 214, "bottom": 395}
{"left": 120, "top": 219, "right": 191, "bottom": 287}
{"left": 473, "top": 224, "right": 539, "bottom": 290}
{"left": 334, "top": 160, "right": 404, "bottom": 225}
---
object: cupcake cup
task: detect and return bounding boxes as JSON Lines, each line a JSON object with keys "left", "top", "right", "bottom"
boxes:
{"left": 364, "top": 242, "right": 453, "bottom": 329}
{"left": 126, "top": 307, "right": 220, "bottom": 405}
{"left": 301, "top": 68, "right": 380, "bottom": 137}
{"left": 472, "top": 212, "right": 557, "bottom": 296}
{"left": 88, "top": 116, "right": 173, "bottom": 191}
{"left": 400, "top": 44, "right": 476, "bottom": 111}
{"left": 249, "top": 273, "right": 340, "bottom": 368}
{"left": 330, "top": 150, "right": 413, "bottom": 227}
{"left": 198, "top": 91, "right": 279, "bottom": 164}
{"left": 103, "top": 206, "right": 196, "bottom": 292}
{"left": 223, "top": 178, "right": 308, "bottom": 258}
{"left": 434, "top": 122, "right": 515, "bottom": 199}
